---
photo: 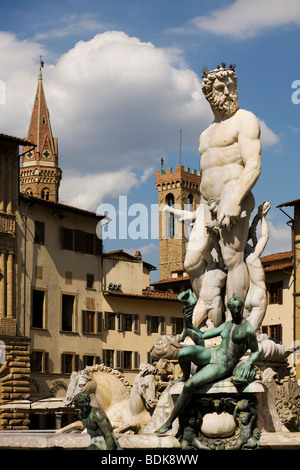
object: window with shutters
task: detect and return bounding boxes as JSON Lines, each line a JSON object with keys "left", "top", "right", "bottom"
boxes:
{"left": 146, "top": 315, "right": 165, "bottom": 334}
{"left": 262, "top": 324, "right": 282, "bottom": 343}
{"left": 103, "top": 349, "right": 114, "bottom": 368}
{"left": 61, "top": 353, "right": 79, "bottom": 373}
{"left": 115, "top": 351, "right": 139, "bottom": 370}
{"left": 61, "top": 227, "right": 74, "bottom": 251}
{"left": 123, "top": 314, "right": 133, "bottom": 331}
{"left": 267, "top": 281, "right": 283, "bottom": 304}
{"left": 31, "top": 350, "right": 49, "bottom": 372}
{"left": 104, "top": 312, "right": 116, "bottom": 330}
{"left": 82, "top": 311, "right": 102, "bottom": 334}
{"left": 133, "top": 315, "right": 140, "bottom": 333}
{"left": 83, "top": 355, "right": 100, "bottom": 368}
{"left": 171, "top": 316, "right": 184, "bottom": 335}
{"left": 116, "top": 350, "right": 133, "bottom": 370}
{"left": 61, "top": 227, "right": 102, "bottom": 255}
{"left": 269, "top": 324, "right": 282, "bottom": 343}
{"left": 117, "top": 313, "right": 133, "bottom": 331}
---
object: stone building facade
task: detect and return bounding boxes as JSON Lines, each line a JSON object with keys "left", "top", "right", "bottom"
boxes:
{"left": 0, "top": 134, "right": 32, "bottom": 429}
{"left": 277, "top": 198, "right": 300, "bottom": 377}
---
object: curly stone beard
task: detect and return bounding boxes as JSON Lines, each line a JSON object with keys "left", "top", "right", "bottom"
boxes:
{"left": 208, "top": 90, "right": 239, "bottom": 116}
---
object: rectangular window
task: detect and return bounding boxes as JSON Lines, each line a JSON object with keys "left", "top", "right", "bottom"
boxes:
{"left": 123, "top": 351, "right": 132, "bottom": 369}
{"left": 61, "top": 227, "right": 74, "bottom": 250}
{"left": 74, "top": 230, "right": 87, "bottom": 253}
{"left": 86, "top": 274, "right": 94, "bottom": 289}
{"left": 32, "top": 289, "right": 45, "bottom": 328}
{"left": 171, "top": 317, "right": 184, "bottom": 335}
{"left": 133, "top": 314, "right": 140, "bottom": 333}
{"left": 82, "top": 311, "right": 102, "bottom": 334}
{"left": 86, "top": 232, "right": 95, "bottom": 255}
{"left": 146, "top": 315, "right": 164, "bottom": 334}
{"left": 116, "top": 350, "right": 133, "bottom": 370}
{"left": 83, "top": 355, "right": 100, "bottom": 368}
{"left": 34, "top": 220, "right": 45, "bottom": 245}
{"left": 61, "top": 227, "right": 102, "bottom": 256}
{"left": 31, "top": 350, "right": 49, "bottom": 372}
{"left": 61, "top": 353, "right": 79, "bottom": 374}
{"left": 61, "top": 294, "right": 75, "bottom": 331}
{"left": 103, "top": 350, "right": 114, "bottom": 368}
{"left": 117, "top": 313, "right": 133, "bottom": 332}
{"left": 104, "top": 312, "right": 115, "bottom": 330}
{"left": 269, "top": 324, "right": 282, "bottom": 342}
{"left": 83, "top": 310, "right": 95, "bottom": 333}
{"left": 267, "top": 281, "right": 283, "bottom": 305}
{"left": 123, "top": 314, "right": 133, "bottom": 331}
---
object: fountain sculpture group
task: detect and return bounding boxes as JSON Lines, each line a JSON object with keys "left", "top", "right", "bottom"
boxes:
{"left": 64, "top": 65, "right": 300, "bottom": 450}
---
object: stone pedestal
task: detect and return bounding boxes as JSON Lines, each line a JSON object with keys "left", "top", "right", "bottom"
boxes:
{"left": 145, "top": 380, "right": 267, "bottom": 450}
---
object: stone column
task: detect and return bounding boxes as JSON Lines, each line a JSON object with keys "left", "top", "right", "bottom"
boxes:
{"left": 6, "top": 252, "right": 14, "bottom": 318}
{"left": 0, "top": 153, "right": 5, "bottom": 212}
{"left": 6, "top": 159, "right": 12, "bottom": 214}
{"left": 0, "top": 252, "right": 5, "bottom": 318}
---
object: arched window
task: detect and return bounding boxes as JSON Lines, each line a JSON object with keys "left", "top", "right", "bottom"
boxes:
{"left": 187, "top": 194, "right": 194, "bottom": 211}
{"left": 166, "top": 193, "right": 175, "bottom": 238}
{"left": 41, "top": 188, "right": 50, "bottom": 200}
{"left": 25, "top": 188, "right": 33, "bottom": 196}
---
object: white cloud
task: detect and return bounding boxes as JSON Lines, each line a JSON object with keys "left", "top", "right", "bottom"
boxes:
{"left": 190, "top": 0, "right": 300, "bottom": 39}
{"left": 0, "top": 30, "right": 211, "bottom": 207}
{"left": 0, "top": 32, "right": 46, "bottom": 136}
{"left": 59, "top": 167, "right": 154, "bottom": 211}
{"left": 263, "top": 220, "right": 291, "bottom": 255}
{"left": 258, "top": 119, "right": 280, "bottom": 147}
{"left": 43, "top": 31, "right": 209, "bottom": 173}
{"left": 0, "top": 30, "right": 280, "bottom": 211}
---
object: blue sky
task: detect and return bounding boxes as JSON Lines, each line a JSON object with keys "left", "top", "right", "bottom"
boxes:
{"left": 0, "top": 0, "right": 300, "bottom": 282}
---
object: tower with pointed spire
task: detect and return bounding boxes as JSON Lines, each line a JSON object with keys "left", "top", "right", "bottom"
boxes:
{"left": 20, "top": 63, "right": 62, "bottom": 202}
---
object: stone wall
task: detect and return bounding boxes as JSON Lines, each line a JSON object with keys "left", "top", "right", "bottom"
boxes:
{"left": 0, "top": 337, "right": 31, "bottom": 430}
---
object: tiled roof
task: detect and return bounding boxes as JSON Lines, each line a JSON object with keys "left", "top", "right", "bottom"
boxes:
{"left": 263, "top": 262, "right": 293, "bottom": 273}
{"left": 103, "top": 288, "right": 178, "bottom": 301}
{"left": 260, "top": 251, "right": 292, "bottom": 263}
{"left": 0, "top": 133, "right": 35, "bottom": 147}
{"left": 277, "top": 199, "right": 300, "bottom": 208}
{"left": 20, "top": 193, "right": 105, "bottom": 219}
{"left": 151, "top": 276, "right": 190, "bottom": 285}
{"left": 102, "top": 249, "right": 157, "bottom": 271}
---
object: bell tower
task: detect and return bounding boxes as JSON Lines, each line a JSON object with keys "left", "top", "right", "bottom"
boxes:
{"left": 156, "top": 164, "right": 201, "bottom": 280}
{"left": 20, "top": 64, "right": 62, "bottom": 202}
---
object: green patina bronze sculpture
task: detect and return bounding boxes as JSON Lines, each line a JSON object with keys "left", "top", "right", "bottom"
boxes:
{"left": 156, "top": 291, "right": 259, "bottom": 435}
{"left": 72, "top": 391, "right": 122, "bottom": 450}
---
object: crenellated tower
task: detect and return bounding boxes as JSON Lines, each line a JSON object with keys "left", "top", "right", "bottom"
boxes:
{"left": 20, "top": 65, "right": 62, "bottom": 202}
{"left": 156, "top": 165, "right": 201, "bottom": 280}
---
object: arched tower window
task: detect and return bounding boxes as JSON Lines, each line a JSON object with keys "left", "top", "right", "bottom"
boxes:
{"left": 25, "top": 188, "right": 33, "bottom": 196}
{"left": 41, "top": 188, "right": 50, "bottom": 200}
{"left": 166, "top": 193, "right": 175, "bottom": 238}
{"left": 187, "top": 194, "right": 194, "bottom": 211}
